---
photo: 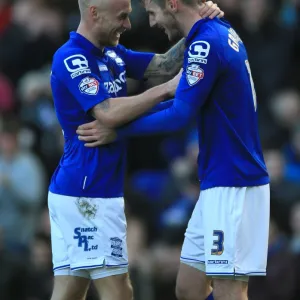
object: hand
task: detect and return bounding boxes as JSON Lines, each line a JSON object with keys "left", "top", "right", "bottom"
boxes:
{"left": 76, "top": 120, "right": 117, "bottom": 147}
{"left": 166, "top": 68, "right": 183, "bottom": 97}
{"left": 198, "top": 1, "right": 225, "bottom": 19}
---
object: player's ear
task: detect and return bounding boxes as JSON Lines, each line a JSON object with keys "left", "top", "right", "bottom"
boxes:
{"left": 166, "top": 0, "right": 178, "bottom": 13}
{"left": 90, "top": 5, "right": 100, "bottom": 20}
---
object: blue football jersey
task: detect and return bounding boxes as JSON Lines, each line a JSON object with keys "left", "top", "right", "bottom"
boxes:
{"left": 49, "top": 32, "right": 154, "bottom": 197}
{"left": 117, "top": 18, "right": 269, "bottom": 189}
{"left": 178, "top": 18, "right": 269, "bottom": 189}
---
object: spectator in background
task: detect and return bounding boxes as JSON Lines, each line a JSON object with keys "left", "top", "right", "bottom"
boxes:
{"left": 18, "top": 67, "right": 62, "bottom": 177}
{"left": 0, "top": 0, "right": 11, "bottom": 36}
{"left": 0, "top": 117, "right": 46, "bottom": 254}
{"left": 0, "top": 73, "right": 14, "bottom": 112}
{"left": 0, "top": 0, "right": 64, "bottom": 82}
{"left": 284, "top": 125, "right": 300, "bottom": 182}
{"left": 217, "top": 0, "right": 240, "bottom": 27}
{"left": 290, "top": 202, "right": 300, "bottom": 255}
{"left": 248, "top": 217, "right": 298, "bottom": 300}
{"left": 0, "top": 226, "right": 27, "bottom": 300}
{"left": 270, "top": 89, "right": 300, "bottom": 132}
{"left": 261, "top": 89, "right": 300, "bottom": 148}
{"left": 289, "top": 201, "right": 300, "bottom": 300}
{"left": 264, "top": 149, "right": 300, "bottom": 204}
{"left": 238, "top": 0, "right": 295, "bottom": 108}
{"left": 24, "top": 234, "right": 54, "bottom": 300}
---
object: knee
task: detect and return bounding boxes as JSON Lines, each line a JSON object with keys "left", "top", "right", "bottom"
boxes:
{"left": 124, "top": 278, "right": 134, "bottom": 300}
{"left": 213, "top": 279, "right": 248, "bottom": 300}
{"left": 175, "top": 283, "right": 187, "bottom": 300}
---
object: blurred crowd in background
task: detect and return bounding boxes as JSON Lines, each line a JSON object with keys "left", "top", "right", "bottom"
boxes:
{"left": 0, "top": 0, "right": 300, "bottom": 299}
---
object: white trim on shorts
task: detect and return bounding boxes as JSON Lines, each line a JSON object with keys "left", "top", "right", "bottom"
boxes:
{"left": 54, "top": 265, "right": 129, "bottom": 280}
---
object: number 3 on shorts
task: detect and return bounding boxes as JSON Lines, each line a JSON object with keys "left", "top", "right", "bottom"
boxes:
{"left": 211, "top": 230, "right": 224, "bottom": 255}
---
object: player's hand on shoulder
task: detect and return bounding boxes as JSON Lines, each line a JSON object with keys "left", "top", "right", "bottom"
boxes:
{"left": 76, "top": 120, "right": 117, "bottom": 147}
{"left": 166, "top": 69, "right": 183, "bottom": 97}
{"left": 198, "top": 1, "right": 224, "bottom": 19}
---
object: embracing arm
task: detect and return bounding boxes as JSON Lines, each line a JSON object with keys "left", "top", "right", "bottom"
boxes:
{"left": 116, "top": 97, "right": 195, "bottom": 138}
{"left": 90, "top": 82, "right": 173, "bottom": 128}
{"left": 90, "top": 69, "right": 181, "bottom": 128}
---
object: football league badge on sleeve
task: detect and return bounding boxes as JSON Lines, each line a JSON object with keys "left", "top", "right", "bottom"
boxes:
{"left": 79, "top": 77, "right": 99, "bottom": 95}
{"left": 186, "top": 64, "right": 204, "bottom": 86}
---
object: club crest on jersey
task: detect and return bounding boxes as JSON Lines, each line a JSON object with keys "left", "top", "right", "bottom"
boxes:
{"left": 186, "top": 64, "right": 204, "bottom": 86}
{"left": 79, "top": 77, "right": 99, "bottom": 95}
{"left": 106, "top": 50, "right": 125, "bottom": 66}
{"left": 106, "top": 50, "right": 117, "bottom": 58}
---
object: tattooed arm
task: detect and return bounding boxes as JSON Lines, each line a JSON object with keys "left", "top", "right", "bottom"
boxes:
{"left": 144, "top": 38, "right": 185, "bottom": 80}
{"left": 142, "top": 1, "right": 224, "bottom": 80}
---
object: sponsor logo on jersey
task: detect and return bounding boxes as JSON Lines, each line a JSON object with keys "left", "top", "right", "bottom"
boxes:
{"left": 64, "top": 54, "right": 91, "bottom": 78}
{"left": 188, "top": 41, "right": 210, "bottom": 64}
{"left": 186, "top": 64, "right": 204, "bottom": 86}
{"left": 104, "top": 70, "right": 126, "bottom": 94}
{"left": 78, "top": 77, "right": 99, "bottom": 95}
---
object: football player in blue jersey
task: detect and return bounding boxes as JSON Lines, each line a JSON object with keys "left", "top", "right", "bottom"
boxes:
{"left": 77, "top": 1, "right": 271, "bottom": 300}
{"left": 48, "top": 0, "right": 223, "bottom": 300}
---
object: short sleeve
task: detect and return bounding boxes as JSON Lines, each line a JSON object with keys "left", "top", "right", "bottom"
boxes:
{"left": 175, "top": 38, "right": 222, "bottom": 110}
{"left": 115, "top": 44, "right": 155, "bottom": 80}
{"left": 52, "top": 49, "right": 111, "bottom": 113}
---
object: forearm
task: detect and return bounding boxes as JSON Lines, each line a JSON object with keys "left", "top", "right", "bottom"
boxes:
{"left": 144, "top": 38, "right": 185, "bottom": 80}
{"left": 117, "top": 98, "right": 194, "bottom": 138}
{"left": 91, "top": 82, "right": 171, "bottom": 128}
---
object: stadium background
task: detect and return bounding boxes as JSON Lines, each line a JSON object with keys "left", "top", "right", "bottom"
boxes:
{"left": 0, "top": 0, "right": 300, "bottom": 299}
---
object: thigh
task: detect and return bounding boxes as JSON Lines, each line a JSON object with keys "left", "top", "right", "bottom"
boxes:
{"left": 176, "top": 262, "right": 212, "bottom": 300}
{"left": 93, "top": 272, "right": 133, "bottom": 300}
{"left": 51, "top": 275, "right": 90, "bottom": 300}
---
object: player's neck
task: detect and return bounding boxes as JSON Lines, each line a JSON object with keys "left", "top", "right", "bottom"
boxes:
{"left": 177, "top": 8, "right": 203, "bottom": 37}
{"left": 77, "top": 22, "right": 105, "bottom": 51}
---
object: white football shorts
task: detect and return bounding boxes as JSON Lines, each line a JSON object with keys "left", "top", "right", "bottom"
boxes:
{"left": 180, "top": 185, "right": 270, "bottom": 277}
{"left": 48, "top": 192, "right": 128, "bottom": 280}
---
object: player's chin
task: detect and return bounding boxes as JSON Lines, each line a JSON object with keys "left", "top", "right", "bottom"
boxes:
{"left": 167, "top": 30, "right": 176, "bottom": 42}
{"left": 168, "top": 31, "right": 182, "bottom": 43}
{"left": 108, "top": 37, "right": 120, "bottom": 47}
